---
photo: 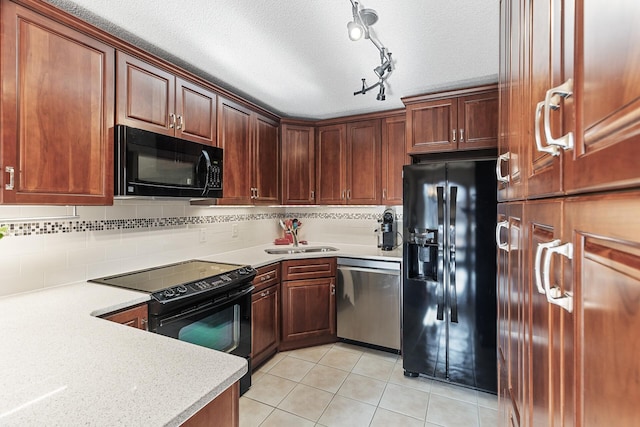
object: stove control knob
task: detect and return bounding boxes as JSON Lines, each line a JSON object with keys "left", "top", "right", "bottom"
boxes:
{"left": 176, "top": 285, "right": 188, "bottom": 295}
{"left": 163, "top": 288, "right": 176, "bottom": 299}
{"left": 238, "top": 268, "right": 247, "bottom": 275}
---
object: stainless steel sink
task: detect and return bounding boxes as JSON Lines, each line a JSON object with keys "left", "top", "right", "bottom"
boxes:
{"left": 264, "top": 246, "right": 338, "bottom": 254}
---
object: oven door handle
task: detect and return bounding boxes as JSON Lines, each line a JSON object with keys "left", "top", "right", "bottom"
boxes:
{"left": 159, "top": 285, "right": 255, "bottom": 326}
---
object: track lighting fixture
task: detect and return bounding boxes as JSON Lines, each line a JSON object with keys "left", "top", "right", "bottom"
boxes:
{"left": 347, "top": 0, "right": 395, "bottom": 101}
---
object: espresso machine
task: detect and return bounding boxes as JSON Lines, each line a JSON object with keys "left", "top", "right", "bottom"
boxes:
{"left": 377, "top": 208, "right": 396, "bottom": 251}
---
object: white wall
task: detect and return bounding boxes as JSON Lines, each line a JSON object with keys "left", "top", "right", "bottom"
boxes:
{"left": 0, "top": 202, "right": 401, "bottom": 297}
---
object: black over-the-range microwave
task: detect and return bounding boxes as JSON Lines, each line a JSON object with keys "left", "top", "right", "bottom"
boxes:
{"left": 115, "top": 125, "right": 223, "bottom": 198}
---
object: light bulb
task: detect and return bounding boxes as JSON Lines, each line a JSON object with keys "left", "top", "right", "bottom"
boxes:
{"left": 347, "top": 21, "right": 364, "bottom": 41}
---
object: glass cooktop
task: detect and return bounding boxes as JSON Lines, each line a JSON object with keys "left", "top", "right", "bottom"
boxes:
{"left": 89, "top": 260, "right": 245, "bottom": 293}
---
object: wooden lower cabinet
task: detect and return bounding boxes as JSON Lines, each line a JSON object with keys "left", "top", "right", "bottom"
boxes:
{"left": 279, "top": 258, "right": 337, "bottom": 351}
{"left": 101, "top": 304, "right": 148, "bottom": 330}
{"left": 251, "top": 263, "right": 280, "bottom": 369}
{"left": 182, "top": 382, "right": 239, "bottom": 427}
{"left": 565, "top": 192, "right": 640, "bottom": 427}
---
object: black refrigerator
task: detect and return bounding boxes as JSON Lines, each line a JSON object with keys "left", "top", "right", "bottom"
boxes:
{"left": 402, "top": 159, "right": 497, "bottom": 393}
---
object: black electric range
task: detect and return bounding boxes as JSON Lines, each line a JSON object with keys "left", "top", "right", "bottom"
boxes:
{"left": 90, "top": 260, "right": 256, "bottom": 315}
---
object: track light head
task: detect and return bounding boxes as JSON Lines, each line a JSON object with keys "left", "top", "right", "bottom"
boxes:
{"left": 347, "top": 20, "right": 364, "bottom": 41}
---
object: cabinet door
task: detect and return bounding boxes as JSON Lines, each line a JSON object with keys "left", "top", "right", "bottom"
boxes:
{"left": 217, "top": 98, "right": 252, "bottom": 203}
{"left": 497, "top": 0, "right": 510, "bottom": 202}
{"left": 1, "top": 2, "right": 114, "bottom": 205}
{"left": 526, "top": 0, "right": 564, "bottom": 198}
{"left": 346, "top": 119, "right": 381, "bottom": 204}
{"left": 102, "top": 304, "right": 148, "bottom": 330}
{"left": 116, "top": 52, "right": 175, "bottom": 135}
{"left": 525, "top": 200, "right": 569, "bottom": 427}
{"left": 251, "top": 284, "right": 279, "bottom": 368}
{"left": 457, "top": 91, "right": 499, "bottom": 150}
{"left": 506, "top": 0, "right": 526, "bottom": 202}
{"left": 253, "top": 115, "right": 280, "bottom": 204}
{"left": 381, "top": 116, "right": 407, "bottom": 205}
{"left": 175, "top": 77, "right": 217, "bottom": 146}
{"left": 565, "top": 1, "right": 640, "bottom": 193}
{"left": 406, "top": 98, "right": 457, "bottom": 153}
{"left": 281, "top": 277, "right": 336, "bottom": 343}
{"left": 566, "top": 193, "right": 640, "bottom": 427}
{"left": 281, "top": 124, "right": 315, "bottom": 205}
{"left": 316, "top": 124, "right": 346, "bottom": 205}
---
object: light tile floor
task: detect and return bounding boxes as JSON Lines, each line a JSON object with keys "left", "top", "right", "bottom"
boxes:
{"left": 240, "top": 342, "right": 498, "bottom": 427}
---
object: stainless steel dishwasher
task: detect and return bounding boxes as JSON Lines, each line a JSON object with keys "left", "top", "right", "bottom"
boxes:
{"left": 336, "top": 257, "right": 401, "bottom": 351}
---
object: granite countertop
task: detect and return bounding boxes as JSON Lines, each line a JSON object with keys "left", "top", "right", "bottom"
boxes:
{"left": 0, "top": 283, "right": 246, "bottom": 427}
{"left": 0, "top": 242, "right": 401, "bottom": 426}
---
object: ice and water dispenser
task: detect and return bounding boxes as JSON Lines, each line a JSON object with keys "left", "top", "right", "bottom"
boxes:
{"left": 406, "top": 228, "right": 438, "bottom": 282}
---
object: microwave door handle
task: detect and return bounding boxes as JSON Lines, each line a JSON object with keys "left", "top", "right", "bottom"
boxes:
{"left": 198, "top": 150, "right": 213, "bottom": 196}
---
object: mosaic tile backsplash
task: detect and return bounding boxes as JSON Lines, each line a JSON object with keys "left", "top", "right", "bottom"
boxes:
{"left": 0, "top": 203, "right": 402, "bottom": 297}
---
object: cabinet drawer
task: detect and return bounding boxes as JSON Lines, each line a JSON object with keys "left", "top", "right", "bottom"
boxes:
{"left": 101, "top": 303, "right": 148, "bottom": 330}
{"left": 281, "top": 258, "right": 336, "bottom": 281}
{"left": 253, "top": 263, "right": 280, "bottom": 293}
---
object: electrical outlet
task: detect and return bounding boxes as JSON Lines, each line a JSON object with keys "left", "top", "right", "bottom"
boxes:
{"left": 199, "top": 229, "right": 207, "bottom": 243}
{"left": 231, "top": 223, "right": 239, "bottom": 238}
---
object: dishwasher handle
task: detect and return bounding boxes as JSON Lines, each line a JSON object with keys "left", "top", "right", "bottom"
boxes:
{"left": 338, "top": 265, "right": 400, "bottom": 276}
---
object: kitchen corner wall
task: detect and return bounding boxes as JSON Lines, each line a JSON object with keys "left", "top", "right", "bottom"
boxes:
{"left": 0, "top": 202, "right": 402, "bottom": 298}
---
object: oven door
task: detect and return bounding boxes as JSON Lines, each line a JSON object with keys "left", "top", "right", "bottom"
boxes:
{"left": 149, "top": 285, "right": 253, "bottom": 393}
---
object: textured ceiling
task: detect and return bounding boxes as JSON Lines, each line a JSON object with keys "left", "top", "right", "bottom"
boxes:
{"left": 45, "top": 0, "right": 499, "bottom": 120}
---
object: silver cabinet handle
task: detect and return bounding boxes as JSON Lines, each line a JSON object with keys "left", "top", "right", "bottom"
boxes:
{"left": 5, "top": 166, "right": 15, "bottom": 190}
{"left": 496, "top": 153, "right": 510, "bottom": 183}
{"left": 341, "top": 190, "right": 346, "bottom": 199}
{"left": 542, "top": 240, "right": 574, "bottom": 312}
{"left": 459, "top": 129, "right": 464, "bottom": 142}
{"left": 495, "top": 220, "right": 509, "bottom": 251}
{"left": 346, "top": 189, "right": 351, "bottom": 200}
{"left": 452, "top": 129, "right": 456, "bottom": 142}
{"left": 169, "top": 113, "right": 176, "bottom": 129}
{"left": 534, "top": 100, "right": 560, "bottom": 156}
{"left": 177, "top": 115, "right": 184, "bottom": 130}
{"left": 255, "top": 187, "right": 259, "bottom": 199}
{"left": 310, "top": 190, "right": 315, "bottom": 200}
{"left": 534, "top": 239, "right": 560, "bottom": 294}
{"left": 260, "top": 290, "right": 270, "bottom": 297}
{"left": 330, "top": 284, "right": 335, "bottom": 295}
{"left": 382, "top": 188, "right": 387, "bottom": 200}
{"left": 141, "top": 318, "right": 148, "bottom": 331}
{"left": 543, "top": 78, "right": 574, "bottom": 153}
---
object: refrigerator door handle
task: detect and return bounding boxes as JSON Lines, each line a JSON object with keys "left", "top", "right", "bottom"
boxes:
{"left": 436, "top": 186, "right": 445, "bottom": 321}
{"left": 449, "top": 186, "right": 458, "bottom": 323}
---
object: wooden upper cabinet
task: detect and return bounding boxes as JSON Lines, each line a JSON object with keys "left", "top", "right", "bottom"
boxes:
{"left": 175, "top": 77, "right": 217, "bottom": 145}
{"left": 346, "top": 119, "right": 381, "bottom": 204}
{"left": 252, "top": 115, "right": 279, "bottom": 204}
{"left": 405, "top": 98, "right": 456, "bottom": 153}
{"left": 458, "top": 91, "right": 499, "bottom": 150}
{"left": 525, "top": 0, "right": 563, "bottom": 199}
{"left": 116, "top": 52, "right": 216, "bottom": 146}
{"left": 0, "top": 1, "right": 114, "bottom": 205}
{"left": 217, "top": 97, "right": 279, "bottom": 204}
{"left": 404, "top": 86, "right": 498, "bottom": 155}
{"left": 564, "top": 1, "right": 640, "bottom": 194}
{"left": 281, "top": 123, "right": 316, "bottom": 205}
{"left": 316, "top": 124, "right": 347, "bottom": 205}
{"left": 316, "top": 120, "right": 381, "bottom": 205}
{"left": 381, "top": 115, "right": 407, "bottom": 205}
{"left": 217, "top": 98, "right": 252, "bottom": 204}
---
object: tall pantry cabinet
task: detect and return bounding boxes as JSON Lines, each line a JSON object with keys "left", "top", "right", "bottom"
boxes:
{"left": 498, "top": 1, "right": 640, "bottom": 426}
